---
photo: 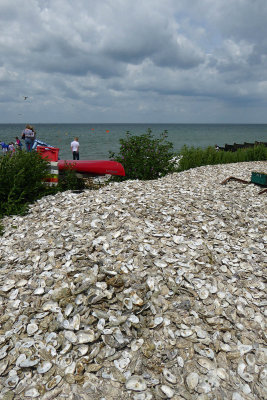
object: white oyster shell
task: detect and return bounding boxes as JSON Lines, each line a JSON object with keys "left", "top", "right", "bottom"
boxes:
{"left": 27, "top": 323, "right": 38, "bottom": 336}
{"left": 24, "top": 388, "right": 40, "bottom": 398}
{"left": 126, "top": 375, "right": 147, "bottom": 391}
{"left": 161, "top": 385, "right": 175, "bottom": 398}
{"left": 0, "top": 161, "right": 265, "bottom": 399}
{"left": 186, "top": 372, "right": 199, "bottom": 391}
{"left": 64, "top": 330, "right": 77, "bottom": 343}
{"left": 5, "top": 374, "right": 19, "bottom": 388}
{"left": 163, "top": 368, "right": 177, "bottom": 384}
{"left": 37, "top": 361, "right": 52, "bottom": 374}
{"left": 76, "top": 330, "right": 95, "bottom": 343}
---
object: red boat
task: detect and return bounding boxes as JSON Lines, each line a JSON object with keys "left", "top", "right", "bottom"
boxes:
{"left": 58, "top": 160, "right": 125, "bottom": 176}
{"left": 36, "top": 146, "right": 125, "bottom": 176}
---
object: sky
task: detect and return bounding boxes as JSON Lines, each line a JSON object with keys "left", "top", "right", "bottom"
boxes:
{"left": 1, "top": 0, "right": 267, "bottom": 123}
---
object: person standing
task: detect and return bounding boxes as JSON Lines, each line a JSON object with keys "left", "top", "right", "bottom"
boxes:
{"left": 71, "top": 137, "right": 80, "bottom": 160}
{"left": 22, "top": 124, "right": 36, "bottom": 152}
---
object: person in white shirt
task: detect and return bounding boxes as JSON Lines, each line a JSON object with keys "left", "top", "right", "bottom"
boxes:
{"left": 70, "top": 137, "right": 80, "bottom": 160}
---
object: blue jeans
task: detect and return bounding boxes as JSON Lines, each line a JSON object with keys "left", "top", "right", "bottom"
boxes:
{"left": 25, "top": 138, "right": 34, "bottom": 152}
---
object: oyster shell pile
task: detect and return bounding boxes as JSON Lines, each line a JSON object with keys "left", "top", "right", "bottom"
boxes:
{"left": 0, "top": 161, "right": 266, "bottom": 400}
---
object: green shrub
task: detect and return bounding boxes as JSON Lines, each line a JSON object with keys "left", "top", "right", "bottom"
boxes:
{"left": 109, "top": 129, "right": 178, "bottom": 181}
{"left": 178, "top": 144, "right": 267, "bottom": 171}
{"left": 0, "top": 151, "right": 51, "bottom": 217}
{"left": 0, "top": 152, "right": 88, "bottom": 219}
{"left": 57, "top": 165, "right": 86, "bottom": 191}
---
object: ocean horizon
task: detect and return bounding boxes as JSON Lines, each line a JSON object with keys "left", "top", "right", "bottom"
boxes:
{"left": 1, "top": 123, "right": 267, "bottom": 160}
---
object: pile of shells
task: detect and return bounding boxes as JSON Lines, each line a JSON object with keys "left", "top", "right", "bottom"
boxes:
{"left": 0, "top": 161, "right": 266, "bottom": 400}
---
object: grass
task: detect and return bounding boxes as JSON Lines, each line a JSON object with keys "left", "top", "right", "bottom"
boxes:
{"left": 177, "top": 144, "right": 267, "bottom": 171}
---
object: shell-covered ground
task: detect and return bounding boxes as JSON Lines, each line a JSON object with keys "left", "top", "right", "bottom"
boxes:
{"left": 0, "top": 161, "right": 266, "bottom": 400}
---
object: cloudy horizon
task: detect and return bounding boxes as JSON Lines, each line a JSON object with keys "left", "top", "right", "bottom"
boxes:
{"left": 1, "top": 0, "right": 267, "bottom": 124}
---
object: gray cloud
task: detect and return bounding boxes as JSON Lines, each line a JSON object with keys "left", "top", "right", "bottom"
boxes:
{"left": 0, "top": 0, "right": 267, "bottom": 122}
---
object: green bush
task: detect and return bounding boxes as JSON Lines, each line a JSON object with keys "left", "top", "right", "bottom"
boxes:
{"left": 0, "top": 152, "right": 88, "bottom": 219}
{"left": 57, "top": 164, "right": 85, "bottom": 191}
{"left": 109, "top": 129, "right": 178, "bottom": 181}
{"left": 178, "top": 144, "right": 267, "bottom": 171}
{"left": 0, "top": 151, "right": 51, "bottom": 217}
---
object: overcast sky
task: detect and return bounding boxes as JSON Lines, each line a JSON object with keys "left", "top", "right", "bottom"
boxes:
{"left": 1, "top": 0, "right": 267, "bottom": 123}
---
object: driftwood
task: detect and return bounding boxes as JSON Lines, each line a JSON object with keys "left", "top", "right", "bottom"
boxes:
{"left": 220, "top": 176, "right": 266, "bottom": 195}
{"left": 220, "top": 176, "right": 251, "bottom": 185}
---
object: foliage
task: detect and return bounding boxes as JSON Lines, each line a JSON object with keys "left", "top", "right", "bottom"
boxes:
{"left": 177, "top": 144, "right": 267, "bottom": 171}
{"left": 0, "top": 154, "right": 86, "bottom": 219}
{"left": 57, "top": 163, "right": 86, "bottom": 191}
{"left": 0, "top": 151, "right": 51, "bottom": 217}
{"left": 109, "top": 129, "right": 178, "bottom": 181}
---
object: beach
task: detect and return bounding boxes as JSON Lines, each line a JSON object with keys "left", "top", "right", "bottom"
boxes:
{"left": 0, "top": 161, "right": 266, "bottom": 399}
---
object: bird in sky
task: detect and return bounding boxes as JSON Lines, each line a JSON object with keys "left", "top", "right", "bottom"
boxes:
{"left": 24, "top": 96, "right": 28, "bottom": 100}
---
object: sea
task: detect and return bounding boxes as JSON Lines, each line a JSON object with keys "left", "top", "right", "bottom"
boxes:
{"left": 0, "top": 123, "right": 267, "bottom": 160}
